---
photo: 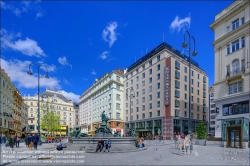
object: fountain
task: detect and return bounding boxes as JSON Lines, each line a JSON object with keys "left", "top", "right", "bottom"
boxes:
{"left": 71, "top": 111, "right": 139, "bottom": 153}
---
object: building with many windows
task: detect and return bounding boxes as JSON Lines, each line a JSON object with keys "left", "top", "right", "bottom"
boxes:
{"left": 79, "top": 69, "right": 124, "bottom": 136}
{"left": 13, "top": 89, "right": 23, "bottom": 136}
{"left": 210, "top": 0, "right": 249, "bottom": 148}
{"left": 23, "top": 89, "right": 75, "bottom": 136}
{"left": 74, "top": 103, "right": 80, "bottom": 127}
{"left": 21, "top": 101, "right": 29, "bottom": 134}
{"left": 209, "top": 86, "right": 216, "bottom": 137}
{"left": 0, "top": 68, "right": 15, "bottom": 137}
{"left": 123, "top": 42, "right": 209, "bottom": 139}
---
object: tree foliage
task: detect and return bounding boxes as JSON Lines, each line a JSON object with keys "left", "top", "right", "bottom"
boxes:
{"left": 196, "top": 122, "right": 207, "bottom": 139}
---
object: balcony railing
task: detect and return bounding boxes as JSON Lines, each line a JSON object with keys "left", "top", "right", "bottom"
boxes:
{"left": 226, "top": 67, "right": 245, "bottom": 79}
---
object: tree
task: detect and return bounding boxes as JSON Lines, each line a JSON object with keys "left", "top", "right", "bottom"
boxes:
{"left": 41, "top": 102, "right": 60, "bottom": 136}
{"left": 196, "top": 122, "right": 207, "bottom": 139}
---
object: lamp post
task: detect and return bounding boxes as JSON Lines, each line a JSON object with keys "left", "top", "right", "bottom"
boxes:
{"left": 126, "top": 87, "right": 134, "bottom": 136}
{"left": 27, "top": 63, "right": 49, "bottom": 145}
{"left": 182, "top": 31, "right": 198, "bottom": 152}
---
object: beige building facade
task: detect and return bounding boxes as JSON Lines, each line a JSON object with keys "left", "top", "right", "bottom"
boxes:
{"left": 124, "top": 42, "right": 208, "bottom": 139}
{"left": 210, "top": 0, "right": 250, "bottom": 148}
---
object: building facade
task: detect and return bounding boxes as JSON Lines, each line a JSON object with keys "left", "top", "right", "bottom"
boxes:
{"left": 23, "top": 89, "right": 75, "bottom": 136}
{"left": 21, "top": 101, "right": 29, "bottom": 134}
{"left": 79, "top": 69, "right": 125, "bottom": 136}
{"left": 0, "top": 68, "right": 15, "bottom": 137}
{"left": 209, "top": 86, "right": 216, "bottom": 137}
{"left": 123, "top": 42, "right": 209, "bottom": 139}
{"left": 210, "top": 0, "right": 250, "bottom": 148}
{"left": 74, "top": 103, "right": 80, "bottom": 127}
{"left": 13, "top": 89, "right": 23, "bottom": 136}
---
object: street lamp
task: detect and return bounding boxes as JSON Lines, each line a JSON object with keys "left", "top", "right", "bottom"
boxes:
{"left": 126, "top": 87, "right": 134, "bottom": 136}
{"left": 182, "top": 31, "right": 198, "bottom": 152}
{"left": 27, "top": 63, "right": 49, "bottom": 145}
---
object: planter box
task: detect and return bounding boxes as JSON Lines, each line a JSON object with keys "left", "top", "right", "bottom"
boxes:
{"left": 242, "top": 142, "right": 249, "bottom": 149}
{"left": 195, "top": 139, "right": 206, "bottom": 146}
{"left": 206, "top": 141, "right": 223, "bottom": 147}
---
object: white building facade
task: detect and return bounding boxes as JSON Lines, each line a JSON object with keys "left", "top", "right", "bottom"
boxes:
{"left": 209, "top": 86, "right": 216, "bottom": 136}
{"left": 210, "top": 0, "right": 250, "bottom": 148}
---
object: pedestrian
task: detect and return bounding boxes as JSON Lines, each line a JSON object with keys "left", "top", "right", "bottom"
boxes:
{"left": 33, "top": 134, "right": 39, "bottom": 150}
{"left": 103, "top": 138, "right": 111, "bottom": 152}
{"left": 25, "top": 135, "right": 30, "bottom": 147}
{"left": 2, "top": 134, "right": 6, "bottom": 144}
{"left": 15, "top": 134, "right": 20, "bottom": 148}
{"left": 29, "top": 134, "right": 33, "bottom": 150}
{"left": 9, "top": 134, "right": 15, "bottom": 151}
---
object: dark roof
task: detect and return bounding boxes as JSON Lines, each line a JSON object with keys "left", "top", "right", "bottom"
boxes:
{"left": 40, "top": 91, "right": 70, "bottom": 102}
{"left": 127, "top": 42, "right": 201, "bottom": 73}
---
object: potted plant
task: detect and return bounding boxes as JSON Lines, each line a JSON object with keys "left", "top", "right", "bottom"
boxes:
{"left": 242, "top": 139, "right": 249, "bottom": 149}
{"left": 195, "top": 122, "right": 206, "bottom": 146}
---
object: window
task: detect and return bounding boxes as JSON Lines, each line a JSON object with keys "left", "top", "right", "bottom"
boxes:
{"left": 131, "top": 116, "right": 133, "bottom": 120}
{"left": 142, "top": 65, "right": 145, "bottom": 70}
{"left": 157, "top": 55, "right": 160, "bottom": 61}
{"left": 157, "top": 64, "right": 160, "bottom": 71}
{"left": 136, "top": 115, "right": 139, "bottom": 119}
{"left": 191, "top": 87, "right": 194, "bottom": 93}
{"left": 117, "top": 122, "right": 120, "bottom": 126}
{"left": 149, "top": 86, "right": 152, "bottom": 92}
{"left": 203, "top": 76, "right": 206, "bottom": 83}
{"left": 142, "top": 73, "right": 145, "bottom": 78}
{"left": 184, "top": 67, "right": 187, "bottom": 73}
{"left": 241, "top": 17, "right": 245, "bottom": 25}
{"left": 184, "top": 111, "right": 187, "bottom": 117}
{"left": 197, "top": 106, "right": 200, "bottom": 111}
{"left": 142, "top": 97, "right": 145, "bottom": 103}
{"left": 131, "top": 79, "right": 133, "bottom": 85}
{"left": 242, "top": 59, "right": 245, "bottom": 70}
{"left": 126, "top": 117, "right": 128, "bottom": 121}
{"left": 136, "top": 107, "right": 139, "bottom": 112}
{"left": 197, "top": 114, "right": 200, "bottom": 120}
{"left": 175, "top": 100, "right": 180, "bottom": 107}
{"left": 142, "top": 113, "right": 145, "bottom": 119}
{"left": 227, "top": 44, "right": 230, "bottom": 54}
{"left": 191, "top": 112, "right": 193, "bottom": 119}
{"left": 232, "top": 40, "right": 239, "bottom": 52}
{"left": 175, "top": 60, "right": 180, "bottom": 69}
{"left": 149, "top": 103, "right": 152, "bottom": 109}
{"left": 191, "top": 79, "right": 194, "bottom": 85}
{"left": 149, "top": 69, "right": 152, "bottom": 75}
{"left": 198, "top": 82, "right": 200, "bottom": 87}
{"left": 198, "top": 74, "right": 200, "bottom": 79}
{"left": 157, "top": 83, "right": 160, "bottom": 89}
{"left": 175, "top": 109, "right": 180, "bottom": 117}
{"left": 191, "top": 96, "right": 194, "bottom": 102}
{"left": 203, "top": 107, "right": 206, "bottom": 113}
{"left": 191, "top": 70, "right": 194, "bottom": 76}
{"left": 232, "top": 19, "right": 239, "bottom": 30}
{"left": 227, "top": 26, "right": 230, "bottom": 33}
{"left": 149, "top": 112, "right": 152, "bottom": 117}
{"left": 203, "top": 92, "right": 206, "bottom": 98}
{"left": 157, "top": 74, "right": 160, "bottom": 80}
{"left": 157, "top": 110, "right": 160, "bottom": 116}
{"left": 136, "top": 91, "right": 139, "bottom": 97}
{"left": 157, "top": 101, "right": 160, "bottom": 107}
{"left": 185, "top": 94, "right": 187, "bottom": 100}
{"left": 116, "top": 94, "right": 121, "bottom": 100}
{"left": 136, "top": 99, "right": 139, "bottom": 104}
{"left": 142, "top": 81, "right": 145, "bottom": 86}
{"left": 191, "top": 104, "right": 194, "bottom": 110}
{"left": 126, "top": 110, "right": 128, "bottom": 114}
{"left": 184, "top": 76, "right": 187, "bottom": 82}
{"left": 197, "top": 90, "right": 200, "bottom": 95}
{"left": 149, "top": 60, "right": 152, "bottom": 66}
{"left": 136, "top": 76, "right": 139, "bottom": 82}
{"left": 157, "top": 92, "right": 160, "bottom": 98}
{"left": 142, "top": 89, "right": 145, "bottom": 94}
{"left": 175, "top": 71, "right": 180, "bottom": 79}
{"left": 197, "top": 98, "right": 200, "bottom": 103}
{"left": 185, "top": 85, "right": 187, "bottom": 91}
{"left": 142, "top": 105, "right": 145, "bottom": 111}
{"left": 136, "top": 84, "right": 139, "bottom": 89}
{"left": 184, "top": 102, "right": 187, "bottom": 108}
{"left": 136, "top": 69, "right": 139, "bottom": 74}
{"left": 175, "top": 90, "right": 180, "bottom": 98}
{"left": 229, "top": 82, "right": 242, "bottom": 94}
{"left": 149, "top": 95, "right": 152, "bottom": 101}
{"left": 241, "top": 37, "right": 245, "bottom": 47}
{"left": 175, "top": 80, "right": 180, "bottom": 88}
{"left": 149, "top": 77, "right": 152, "bottom": 83}
{"left": 203, "top": 115, "right": 206, "bottom": 121}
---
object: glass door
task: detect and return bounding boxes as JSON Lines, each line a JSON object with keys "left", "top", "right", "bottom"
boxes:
{"left": 230, "top": 130, "right": 240, "bottom": 148}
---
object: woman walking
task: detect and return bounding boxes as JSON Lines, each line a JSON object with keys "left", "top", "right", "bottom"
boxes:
{"left": 9, "top": 134, "right": 15, "bottom": 151}
{"left": 25, "top": 135, "right": 30, "bottom": 148}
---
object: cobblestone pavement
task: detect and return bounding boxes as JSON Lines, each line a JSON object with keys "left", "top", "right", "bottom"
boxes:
{"left": 1, "top": 140, "right": 249, "bottom": 166}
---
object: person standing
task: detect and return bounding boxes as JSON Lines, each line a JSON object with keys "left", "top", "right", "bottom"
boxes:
{"left": 25, "top": 135, "right": 30, "bottom": 147}
{"left": 9, "top": 134, "right": 15, "bottom": 151}
{"left": 33, "top": 134, "right": 39, "bottom": 150}
{"left": 15, "top": 134, "right": 20, "bottom": 148}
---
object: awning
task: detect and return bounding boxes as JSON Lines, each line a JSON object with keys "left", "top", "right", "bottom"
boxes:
{"left": 27, "top": 130, "right": 47, "bottom": 134}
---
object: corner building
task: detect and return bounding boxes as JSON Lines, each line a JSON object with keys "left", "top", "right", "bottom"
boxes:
{"left": 123, "top": 42, "right": 209, "bottom": 139}
{"left": 210, "top": 0, "right": 249, "bottom": 148}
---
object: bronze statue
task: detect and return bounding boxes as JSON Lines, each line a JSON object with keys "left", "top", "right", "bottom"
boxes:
{"left": 94, "top": 111, "right": 112, "bottom": 135}
{"left": 71, "top": 126, "right": 88, "bottom": 138}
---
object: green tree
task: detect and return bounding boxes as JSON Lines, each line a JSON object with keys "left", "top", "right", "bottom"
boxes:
{"left": 41, "top": 102, "right": 60, "bottom": 136}
{"left": 196, "top": 122, "right": 207, "bottom": 139}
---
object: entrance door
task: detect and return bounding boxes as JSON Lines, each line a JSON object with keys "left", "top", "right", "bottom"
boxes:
{"left": 227, "top": 126, "right": 242, "bottom": 148}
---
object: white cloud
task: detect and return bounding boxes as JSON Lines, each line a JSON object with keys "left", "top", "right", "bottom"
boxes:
{"left": 60, "top": 90, "right": 80, "bottom": 103}
{"left": 91, "top": 69, "right": 96, "bottom": 75}
{"left": 1, "top": 58, "right": 60, "bottom": 90}
{"left": 100, "top": 51, "right": 110, "bottom": 60}
{"left": 63, "top": 79, "right": 71, "bottom": 85}
{"left": 58, "top": 56, "right": 72, "bottom": 69}
{"left": 1, "top": 29, "right": 46, "bottom": 57}
{"left": 102, "top": 22, "right": 118, "bottom": 48}
{"left": 1, "top": 1, "right": 45, "bottom": 19}
{"left": 170, "top": 14, "right": 191, "bottom": 33}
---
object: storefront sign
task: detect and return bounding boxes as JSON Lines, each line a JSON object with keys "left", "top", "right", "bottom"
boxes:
{"left": 116, "top": 129, "right": 121, "bottom": 132}
{"left": 165, "top": 67, "right": 170, "bottom": 105}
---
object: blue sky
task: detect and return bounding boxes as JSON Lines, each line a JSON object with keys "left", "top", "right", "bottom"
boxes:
{"left": 1, "top": 1, "right": 234, "bottom": 103}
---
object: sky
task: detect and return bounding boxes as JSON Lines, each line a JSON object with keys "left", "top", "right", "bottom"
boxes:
{"left": 1, "top": 0, "right": 234, "bottom": 103}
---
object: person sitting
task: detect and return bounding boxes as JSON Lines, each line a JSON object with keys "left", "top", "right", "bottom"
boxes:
{"left": 95, "top": 138, "right": 104, "bottom": 152}
{"left": 55, "top": 139, "right": 63, "bottom": 151}
{"left": 103, "top": 138, "right": 111, "bottom": 152}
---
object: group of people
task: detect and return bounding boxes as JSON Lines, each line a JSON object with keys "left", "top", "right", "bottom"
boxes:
{"left": 138, "top": 137, "right": 145, "bottom": 149}
{"left": 95, "top": 138, "right": 112, "bottom": 152}
{"left": 0, "top": 134, "right": 21, "bottom": 151}
{"left": 174, "top": 134, "right": 191, "bottom": 154}
{"left": 24, "top": 134, "right": 39, "bottom": 150}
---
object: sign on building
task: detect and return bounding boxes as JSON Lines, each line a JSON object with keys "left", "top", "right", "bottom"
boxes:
{"left": 165, "top": 67, "right": 170, "bottom": 105}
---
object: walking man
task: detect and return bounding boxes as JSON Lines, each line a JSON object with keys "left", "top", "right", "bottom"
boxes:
{"left": 9, "top": 134, "right": 15, "bottom": 151}
{"left": 15, "top": 134, "right": 20, "bottom": 148}
{"left": 33, "top": 134, "right": 39, "bottom": 150}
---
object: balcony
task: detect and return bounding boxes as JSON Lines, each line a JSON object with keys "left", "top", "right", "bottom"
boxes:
{"left": 116, "top": 108, "right": 121, "bottom": 111}
{"left": 116, "top": 98, "right": 121, "bottom": 101}
{"left": 226, "top": 67, "right": 245, "bottom": 81}
{"left": 203, "top": 100, "right": 206, "bottom": 106}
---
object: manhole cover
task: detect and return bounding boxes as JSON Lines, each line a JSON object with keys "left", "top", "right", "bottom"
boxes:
{"left": 37, "top": 157, "right": 51, "bottom": 160}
